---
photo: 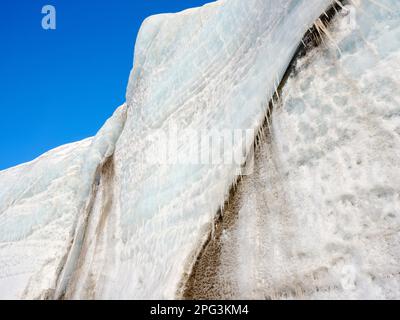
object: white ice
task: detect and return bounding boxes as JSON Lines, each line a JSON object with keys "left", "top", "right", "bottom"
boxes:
{"left": 67, "top": 0, "right": 334, "bottom": 299}
{"left": 0, "top": 0, "right": 398, "bottom": 300}
{"left": 0, "top": 105, "right": 126, "bottom": 299}
{"left": 195, "top": 0, "right": 400, "bottom": 299}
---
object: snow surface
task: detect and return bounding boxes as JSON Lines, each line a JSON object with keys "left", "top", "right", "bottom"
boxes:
{"left": 0, "top": 0, "right": 399, "bottom": 300}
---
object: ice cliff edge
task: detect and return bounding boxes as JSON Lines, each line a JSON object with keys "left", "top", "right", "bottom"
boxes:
{"left": 2, "top": 0, "right": 399, "bottom": 300}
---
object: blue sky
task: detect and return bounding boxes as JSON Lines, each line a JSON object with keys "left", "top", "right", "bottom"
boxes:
{"left": 0, "top": 0, "right": 212, "bottom": 170}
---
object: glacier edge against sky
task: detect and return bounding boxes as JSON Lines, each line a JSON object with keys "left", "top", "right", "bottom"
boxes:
{"left": 2, "top": 0, "right": 398, "bottom": 300}
{"left": 66, "top": 0, "right": 335, "bottom": 299}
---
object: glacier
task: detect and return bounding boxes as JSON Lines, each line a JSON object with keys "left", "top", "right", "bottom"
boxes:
{"left": 0, "top": 105, "right": 126, "bottom": 299}
{"left": 185, "top": 0, "right": 400, "bottom": 299}
{"left": 0, "top": 0, "right": 399, "bottom": 300}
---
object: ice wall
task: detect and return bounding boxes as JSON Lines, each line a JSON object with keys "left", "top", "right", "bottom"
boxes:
{"left": 185, "top": 0, "right": 400, "bottom": 299}
{"left": 66, "top": 0, "right": 334, "bottom": 299}
{"left": 0, "top": 105, "right": 126, "bottom": 299}
{"left": 5, "top": 0, "right": 394, "bottom": 300}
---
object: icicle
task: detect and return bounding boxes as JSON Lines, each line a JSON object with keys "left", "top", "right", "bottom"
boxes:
{"left": 315, "top": 18, "right": 342, "bottom": 55}
{"left": 334, "top": 0, "right": 345, "bottom": 10}
{"left": 314, "top": 20, "right": 327, "bottom": 47}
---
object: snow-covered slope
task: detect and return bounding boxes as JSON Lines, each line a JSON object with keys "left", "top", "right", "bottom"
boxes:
{"left": 1, "top": 0, "right": 399, "bottom": 300}
{"left": 185, "top": 0, "right": 400, "bottom": 299}
{"left": 0, "top": 105, "right": 126, "bottom": 299}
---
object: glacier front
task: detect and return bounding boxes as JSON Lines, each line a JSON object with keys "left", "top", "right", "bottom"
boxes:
{"left": 185, "top": 0, "right": 400, "bottom": 299}
{"left": 0, "top": 0, "right": 399, "bottom": 300}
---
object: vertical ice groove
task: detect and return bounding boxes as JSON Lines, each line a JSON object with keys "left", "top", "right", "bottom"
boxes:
{"left": 53, "top": 105, "right": 128, "bottom": 299}
{"left": 0, "top": 104, "right": 127, "bottom": 299}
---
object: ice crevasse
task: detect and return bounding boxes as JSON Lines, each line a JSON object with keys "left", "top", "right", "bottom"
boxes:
{"left": 0, "top": 0, "right": 399, "bottom": 299}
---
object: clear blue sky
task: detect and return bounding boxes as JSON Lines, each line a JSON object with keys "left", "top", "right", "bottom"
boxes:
{"left": 0, "top": 0, "right": 212, "bottom": 170}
